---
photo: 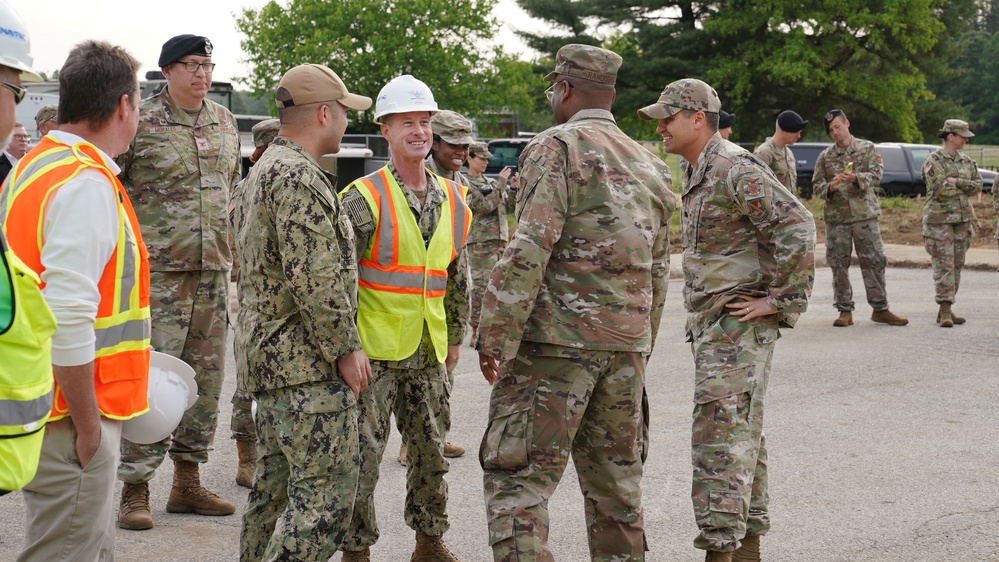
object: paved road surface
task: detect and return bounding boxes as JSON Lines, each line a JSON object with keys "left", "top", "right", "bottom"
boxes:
{"left": 1, "top": 265, "right": 997, "bottom": 561}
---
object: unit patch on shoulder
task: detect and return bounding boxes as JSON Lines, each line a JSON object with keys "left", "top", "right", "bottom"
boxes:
{"left": 745, "top": 177, "right": 765, "bottom": 200}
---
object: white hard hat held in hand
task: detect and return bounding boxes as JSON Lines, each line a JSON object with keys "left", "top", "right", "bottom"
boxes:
{"left": 122, "top": 351, "right": 198, "bottom": 445}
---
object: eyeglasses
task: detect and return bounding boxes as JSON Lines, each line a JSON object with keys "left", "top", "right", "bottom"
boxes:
{"left": 1, "top": 82, "right": 25, "bottom": 105}
{"left": 177, "top": 61, "right": 216, "bottom": 73}
{"left": 12, "top": 134, "right": 30, "bottom": 140}
{"left": 545, "top": 79, "right": 574, "bottom": 101}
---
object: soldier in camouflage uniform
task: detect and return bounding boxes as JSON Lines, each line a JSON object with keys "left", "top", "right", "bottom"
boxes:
{"left": 233, "top": 63, "right": 373, "bottom": 562}
{"left": 478, "top": 44, "right": 676, "bottom": 562}
{"left": 639, "top": 79, "right": 815, "bottom": 562}
{"left": 922, "top": 119, "right": 982, "bottom": 327}
{"left": 338, "top": 74, "right": 468, "bottom": 562}
{"left": 813, "top": 109, "right": 908, "bottom": 327}
{"left": 465, "top": 141, "right": 513, "bottom": 342}
{"left": 116, "top": 35, "right": 241, "bottom": 530}
{"left": 754, "top": 110, "right": 807, "bottom": 196}
{"left": 227, "top": 118, "right": 280, "bottom": 489}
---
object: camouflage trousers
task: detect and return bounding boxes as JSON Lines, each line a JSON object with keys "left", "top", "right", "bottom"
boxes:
{"left": 341, "top": 359, "right": 450, "bottom": 550}
{"left": 240, "top": 382, "right": 359, "bottom": 562}
{"left": 119, "top": 270, "right": 228, "bottom": 484}
{"left": 826, "top": 219, "right": 889, "bottom": 311}
{"left": 690, "top": 314, "right": 776, "bottom": 552}
{"left": 922, "top": 221, "right": 972, "bottom": 304}
{"left": 481, "top": 342, "right": 649, "bottom": 562}
{"left": 467, "top": 240, "right": 506, "bottom": 336}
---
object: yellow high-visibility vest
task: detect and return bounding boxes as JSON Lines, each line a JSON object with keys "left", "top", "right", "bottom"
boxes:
{"left": 344, "top": 167, "right": 471, "bottom": 363}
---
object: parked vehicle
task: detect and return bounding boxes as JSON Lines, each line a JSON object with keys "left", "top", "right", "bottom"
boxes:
{"left": 485, "top": 138, "right": 532, "bottom": 175}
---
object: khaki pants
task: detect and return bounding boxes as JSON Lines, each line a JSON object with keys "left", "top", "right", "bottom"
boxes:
{"left": 19, "top": 417, "right": 122, "bottom": 562}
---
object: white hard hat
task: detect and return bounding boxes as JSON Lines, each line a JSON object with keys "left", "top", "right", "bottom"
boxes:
{"left": 0, "top": 1, "right": 42, "bottom": 82}
{"left": 122, "top": 351, "right": 198, "bottom": 445}
{"left": 373, "top": 75, "right": 438, "bottom": 123}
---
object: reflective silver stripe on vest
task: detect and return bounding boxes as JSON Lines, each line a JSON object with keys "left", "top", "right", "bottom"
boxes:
{"left": 358, "top": 265, "right": 448, "bottom": 293}
{"left": 440, "top": 178, "right": 468, "bottom": 255}
{"left": 118, "top": 218, "right": 137, "bottom": 313}
{"left": 363, "top": 172, "right": 398, "bottom": 267}
{"left": 0, "top": 390, "right": 52, "bottom": 427}
{"left": 95, "top": 318, "right": 151, "bottom": 352}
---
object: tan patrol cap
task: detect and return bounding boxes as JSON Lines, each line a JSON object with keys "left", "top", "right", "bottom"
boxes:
{"left": 544, "top": 44, "right": 622, "bottom": 85}
{"left": 637, "top": 78, "right": 721, "bottom": 121}
{"left": 34, "top": 104, "right": 57, "bottom": 126}
{"left": 251, "top": 119, "right": 280, "bottom": 148}
{"left": 276, "top": 64, "right": 372, "bottom": 111}
{"left": 431, "top": 110, "right": 475, "bottom": 145}
{"left": 939, "top": 119, "right": 974, "bottom": 138}
{"left": 470, "top": 141, "right": 493, "bottom": 159}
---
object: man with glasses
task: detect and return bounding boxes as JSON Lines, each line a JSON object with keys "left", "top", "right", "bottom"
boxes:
{"left": 0, "top": 123, "right": 28, "bottom": 183}
{"left": 477, "top": 44, "right": 676, "bottom": 561}
{"left": 116, "top": 33, "right": 241, "bottom": 531}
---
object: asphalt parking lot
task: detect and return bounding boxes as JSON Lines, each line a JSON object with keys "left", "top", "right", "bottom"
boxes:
{"left": 1, "top": 264, "right": 997, "bottom": 561}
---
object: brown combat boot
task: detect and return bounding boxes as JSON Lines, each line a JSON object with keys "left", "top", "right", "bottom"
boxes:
{"left": 342, "top": 547, "right": 371, "bottom": 562}
{"left": 871, "top": 309, "right": 908, "bottom": 326}
{"left": 443, "top": 442, "right": 465, "bottom": 458}
{"left": 937, "top": 303, "right": 954, "bottom": 328}
{"left": 399, "top": 443, "right": 407, "bottom": 466}
{"left": 732, "top": 534, "right": 761, "bottom": 562}
{"left": 832, "top": 310, "right": 853, "bottom": 327}
{"left": 937, "top": 303, "right": 966, "bottom": 325}
{"left": 705, "top": 551, "right": 734, "bottom": 562}
{"left": 411, "top": 531, "right": 461, "bottom": 562}
{"left": 166, "top": 460, "right": 236, "bottom": 516}
{"left": 118, "top": 481, "right": 153, "bottom": 530}
{"left": 235, "top": 440, "right": 256, "bottom": 488}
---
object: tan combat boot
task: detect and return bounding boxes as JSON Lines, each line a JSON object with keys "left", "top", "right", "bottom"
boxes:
{"left": 832, "top": 310, "right": 853, "bottom": 327}
{"left": 937, "top": 303, "right": 966, "bottom": 325}
{"left": 166, "top": 460, "right": 236, "bottom": 516}
{"left": 937, "top": 303, "right": 954, "bottom": 328}
{"left": 871, "top": 309, "right": 908, "bottom": 326}
{"left": 705, "top": 551, "right": 734, "bottom": 562}
{"left": 443, "top": 442, "right": 465, "bottom": 458}
{"left": 235, "top": 440, "right": 256, "bottom": 488}
{"left": 732, "top": 534, "right": 761, "bottom": 562}
{"left": 342, "top": 547, "right": 371, "bottom": 562}
{"left": 118, "top": 481, "right": 153, "bottom": 530}
{"left": 399, "top": 443, "right": 407, "bottom": 466}
{"left": 411, "top": 531, "right": 461, "bottom": 562}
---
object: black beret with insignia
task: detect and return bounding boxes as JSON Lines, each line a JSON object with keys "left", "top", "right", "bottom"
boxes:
{"left": 158, "top": 35, "right": 213, "bottom": 67}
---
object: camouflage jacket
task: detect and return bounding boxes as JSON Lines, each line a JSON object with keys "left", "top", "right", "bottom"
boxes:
{"left": 465, "top": 174, "right": 511, "bottom": 243}
{"left": 118, "top": 87, "right": 241, "bottom": 271}
{"left": 426, "top": 156, "right": 469, "bottom": 188}
{"left": 682, "top": 133, "right": 816, "bottom": 338}
{"left": 922, "top": 148, "right": 981, "bottom": 225}
{"left": 340, "top": 161, "right": 469, "bottom": 369}
{"left": 754, "top": 137, "right": 796, "bottom": 193}
{"left": 476, "top": 109, "right": 676, "bottom": 361}
{"left": 232, "top": 138, "right": 361, "bottom": 402}
{"left": 812, "top": 137, "right": 883, "bottom": 224}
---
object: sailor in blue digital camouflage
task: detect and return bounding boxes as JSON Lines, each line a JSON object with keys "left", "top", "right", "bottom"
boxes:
{"left": 464, "top": 141, "right": 513, "bottom": 342}
{"left": 812, "top": 109, "right": 908, "bottom": 327}
{"left": 922, "top": 119, "right": 982, "bottom": 327}
{"left": 116, "top": 34, "right": 241, "bottom": 530}
{"left": 227, "top": 117, "right": 280, "bottom": 489}
{"left": 639, "top": 78, "right": 815, "bottom": 562}
{"left": 233, "top": 63, "right": 373, "bottom": 562}
{"left": 337, "top": 75, "right": 470, "bottom": 562}
{"left": 754, "top": 110, "right": 807, "bottom": 195}
{"left": 477, "top": 44, "right": 676, "bottom": 562}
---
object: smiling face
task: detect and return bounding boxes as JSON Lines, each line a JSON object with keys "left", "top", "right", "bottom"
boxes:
{"left": 380, "top": 111, "right": 434, "bottom": 164}
{"left": 432, "top": 138, "right": 468, "bottom": 172}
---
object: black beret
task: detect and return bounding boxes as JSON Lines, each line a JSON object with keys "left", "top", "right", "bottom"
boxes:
{"left": 158, "top": 35, "right": 213, "bottom": 67}
{"left": 719, "top": 110, "right": 736, "bottom": 129}
{"left": 822, "top": 109, "right": 846, "bottom": 134}
{"left": 777, "top": 110, "right": 808, "bottom": 133}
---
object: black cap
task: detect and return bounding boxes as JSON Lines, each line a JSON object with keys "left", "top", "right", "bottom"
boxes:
{"left": 822, "top": 109, "right": 846, "bottom": 134}
{"left": 719, "top": 110, "right": 736, "bottom": 129}
{"left": 158, "top": 35, "right": 213, "bottom": 67}
{"left": 777, "top": 110, "right": 808, "bottom": 133}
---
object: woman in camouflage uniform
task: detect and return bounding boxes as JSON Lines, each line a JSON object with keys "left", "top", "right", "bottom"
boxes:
{"left": 922, "top": 119, "right": 983, "bottom": 327}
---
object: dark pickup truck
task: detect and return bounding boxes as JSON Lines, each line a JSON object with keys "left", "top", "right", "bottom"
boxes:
{"left": 790, "top": 141, "right": 995, "bottom": 198}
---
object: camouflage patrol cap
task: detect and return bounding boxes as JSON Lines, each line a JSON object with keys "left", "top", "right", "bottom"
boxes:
{"left": 637, "top": 78, "right": 721, "bottom": 120}
{"left": 469, "top": 141, "right": 493, "bottom": 159}
{"left": 939, "top": 119, "right": 974, "bottom": 138}
{"left": 34, "top": 104, "right": 57, "bottom": 126}
{"left": 158, "top": 34, "right": 213, "bottom": 67}
{"left": 543, "top": 44, "right": 622, "bottom": 85}
{"left": 431, "top": 110, "right": 475, "bottom": 145}
{"left": 251, "top": 119, "right": 280, "bottom": 148}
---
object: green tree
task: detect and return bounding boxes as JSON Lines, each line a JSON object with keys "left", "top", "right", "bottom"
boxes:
{"left": 936, "top": 29, "right": 999, "bottom": 144}
{"left": 237, "top": 0, "right": 512, "bottom": 132}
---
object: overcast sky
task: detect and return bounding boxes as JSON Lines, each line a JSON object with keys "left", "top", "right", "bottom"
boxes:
{"left": 15, "top": 0, "right": 543, "bottom": 86}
